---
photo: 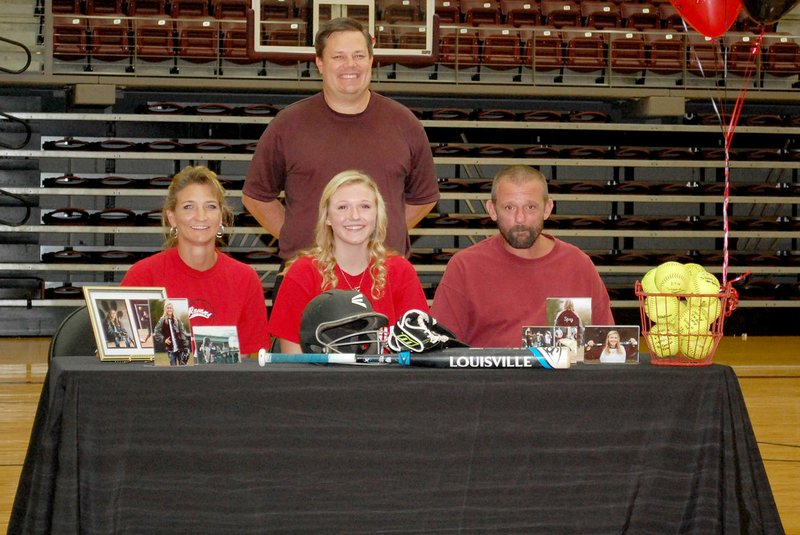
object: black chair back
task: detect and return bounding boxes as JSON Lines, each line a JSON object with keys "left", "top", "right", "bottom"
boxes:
{"left": 48, "top": 306, "right": 97, "bottom": 359}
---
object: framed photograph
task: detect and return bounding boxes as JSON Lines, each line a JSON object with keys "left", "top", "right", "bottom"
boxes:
{"left": 193, "top": 326, "right": 241, "bottom": 364}
{"left": 546, "top": 297, "right": 592, "bottom": 362}
{"left": 83, "top": 286, "right": 168, "bottom": 362}
{"left": 149, "top": 298, "right": 193, "bottom": 367}
{"left": 521, "top": 325, "right": 556, "bottom": 350}
{"left": 583, "top": 325, "right": 641, "bottom": 364}
{"left": 523, "top": 324, "right": 582, "bottom": 364}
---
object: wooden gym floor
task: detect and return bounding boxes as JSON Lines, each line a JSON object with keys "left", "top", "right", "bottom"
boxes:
{"left": 1, "top": 336, "right": 799, "bottom": 533}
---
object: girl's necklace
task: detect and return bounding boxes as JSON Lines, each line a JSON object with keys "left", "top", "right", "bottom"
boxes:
{"left": 338, "top": 265, "right": 368, "bottom": 292}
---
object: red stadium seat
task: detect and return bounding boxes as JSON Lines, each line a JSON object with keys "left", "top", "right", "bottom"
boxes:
{"left": 724, "top": 32, "right": 761, "bottom": 76}
{"left": 53, "top": 15, "right": 88, "bottom": 61}
{"left": 564, "top": 30, "right": 606, "bottom": 72}
{"left": 762, "top": 34, "right": 800, "bottom": 77}
{"left": 127, "top": 0, "right": 168, "bottom": 15}
{"left": 439, "top": 26, "right": 480, "bottom": 68}
{"left": 379, "top": 0, "right": 422, "bottom": 22}
{"left": 609, "top": 31, "right": 646, "bottom": 75}
{"left": 395, "top": 24, "right": 437, "bottom": 68}
{"left": 86, "top": 0, "right": 125, "bottom": 14}
{"left": 500, "top": 0, "right": 540, "bottom": 27}
{"left": 479, "top": 27, "right": 522, "bottom": 69}
{"left": 521, "top": 26, "right": 564, "bottom": 71}
{"left": 171, "top": 0, "right": 211, "bottom": 17}
{"left": 460, "top": 0, "right": 501, "bottom": 25}
{"left": 176, "top": 19, "right": 219, "bottom": 63}
{"left": 687, "top": 33, "right": 724, "bottom": 77}
{"left": 260, "top": 0, "right": 295, "bottom": 19}
{"left": 88, "top": 16, "right": 131, "bottom": 61}
{"left": 52, "top": 0, "right": 82, "bottom": 13}
{"left": 134, "top": 16, "right": 176, "bottom": 62}
{"left": 434, "top": 0, "right": 461, "bottom": 23}
{"left": 646, "top": 30, "right": 684, "bottom": 75}
{"left": 220, "top": 20, "right": 259, "bottom": 65}
{"left": 213, "top": 0, "right": 248, "bottom": 19}
{"left": 540, "top": 0, "right": 581, "bottom": 28}
{"left": 658, "top": 2, "right": 685, "bottom": 31}
{"left": 581, "top": 1, "right": 621, "bottom": 29}
{"left": 265, "top": 19, "right": 313, "bottom": 65}
{"left": 221, "top": 20, "right": 258, "bottom": 63}
{"left": 619, "top": 2, "right": 659, "bottom": 30}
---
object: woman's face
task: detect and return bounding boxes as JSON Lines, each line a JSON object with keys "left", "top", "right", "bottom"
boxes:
{"left": 326, "top": 182, "right": 377, "bottom": 249}
{"left": 108, "top": 310, "right": 117, "bottom": 320}
{"left": 165, "top": 303, "right": 174, "bottom": 317}
{"left": 607, "top": 332, "right": 620, "bottom": 347}
{"left": 166, "top": 183, "right": 222, "bottom": 247}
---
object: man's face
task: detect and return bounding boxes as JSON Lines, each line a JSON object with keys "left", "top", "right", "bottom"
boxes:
{"left": 315, "top": 30, "right": 372, "bottom": 103}
{"left": 487, "top": 179, "right": 553, "bottom": 250}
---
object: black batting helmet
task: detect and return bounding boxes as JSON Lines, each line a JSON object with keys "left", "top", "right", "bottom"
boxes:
{"left": 300, "top": 290, "right": 389, "bottom": 354}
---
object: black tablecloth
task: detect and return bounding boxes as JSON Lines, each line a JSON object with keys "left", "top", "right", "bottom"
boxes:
{"left": 10, "top": 357, "right": 783, "bottom": 534}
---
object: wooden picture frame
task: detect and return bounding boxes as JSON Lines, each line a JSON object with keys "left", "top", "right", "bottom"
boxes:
{"left": 83, "top": 286, "right": 168, "bottom": 361}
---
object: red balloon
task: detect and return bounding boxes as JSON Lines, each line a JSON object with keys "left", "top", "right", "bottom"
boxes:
{"left": 743, "top": 0, "right": 800, "bottom": 24}
{"left": 670, "top": 0, "right": 743, "bottom": 37}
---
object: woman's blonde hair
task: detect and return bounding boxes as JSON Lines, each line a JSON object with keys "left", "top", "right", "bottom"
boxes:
{"left": 162, "top": 166, "right": 234, "bottom": 248}
{"left": 286, "top": 170, "right": 392, "bottom": 299}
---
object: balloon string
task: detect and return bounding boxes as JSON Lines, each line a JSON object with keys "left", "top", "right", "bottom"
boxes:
{"left": 720, "top": 29, "right": 765, "bottom": 286}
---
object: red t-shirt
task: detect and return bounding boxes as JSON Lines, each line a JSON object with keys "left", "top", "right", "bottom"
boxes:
{"left": 121, "top": 248, "right": 271, "bottom": 354}
{"left": 270, "top": 255, "right": 429, "bottom": 344}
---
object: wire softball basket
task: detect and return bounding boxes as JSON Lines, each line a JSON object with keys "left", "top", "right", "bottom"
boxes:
{"left": 635, "top": 281, "right": 739, "bottom": 366}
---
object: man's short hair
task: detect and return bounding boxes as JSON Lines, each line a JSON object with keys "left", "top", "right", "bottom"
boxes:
{"left": 314, "top": 17, "right": 374, "bottom": 58}
{"left": 491, "top": 165, "right": 550, "bottom": 203}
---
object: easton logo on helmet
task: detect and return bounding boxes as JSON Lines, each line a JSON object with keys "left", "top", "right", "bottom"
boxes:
{"left": 351, "top": 293, "right": 368, "bottom": 309}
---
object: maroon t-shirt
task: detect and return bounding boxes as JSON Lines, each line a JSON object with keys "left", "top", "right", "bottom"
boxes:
{"left": 244, "top": 92, "right": 439, "bottom": 259}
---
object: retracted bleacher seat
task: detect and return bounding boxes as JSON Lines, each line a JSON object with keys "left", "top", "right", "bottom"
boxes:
{"left": 53, "top": 15, "right": 89, "bottom": 61}
{"left": 460, "top": 0, "right": 502, "bottom": 25}
{"left": 89, "top": 16, "right": 132, "bottom": 61}
{"left": 540, "top": 0, "right": 581, "bottom": 28}
{"left": 619, "top": 1, "right": 659, "bottom": 30}
{"left": 581, "top": 0, "right": 621, "bottom": 29}
{"left": 500, "top": 0, "right": 540, "bottom": 26}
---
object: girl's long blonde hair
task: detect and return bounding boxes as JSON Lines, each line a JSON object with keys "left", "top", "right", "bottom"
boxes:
{"left": 285, "top": 170, "right": 392, "bottom": 299}
{"left": 604, "top": 330, "right": 623, "bottom": 352}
